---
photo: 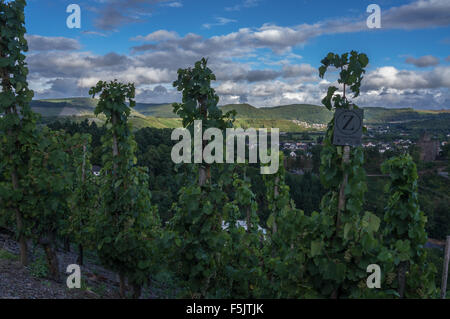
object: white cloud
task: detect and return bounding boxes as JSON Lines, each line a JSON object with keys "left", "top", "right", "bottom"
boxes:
{"left": 405, "top": 55, "right": 440, "bottom": 67}
{"left": 82, "top": 31, "right": 108, "bottom": 37}
{"left": 364, "top": 66, "right": 450, "bottom": 90}
{"left": 25, "top": 35, "right": 81, "bottom": 51}
{"left": 163, "top": 2, "right": 183, "bottom": 8}
{"left": 203, "top": 17, "right": 237, "bottom": 29}
{"left": 26, "top": 0, "right": 450, "bottom": 109}
{"left": 382, "top": 0, "right": 450, "bottom": 29}
{"left": 131, "top": 30, "right": 179, "bottom": 42}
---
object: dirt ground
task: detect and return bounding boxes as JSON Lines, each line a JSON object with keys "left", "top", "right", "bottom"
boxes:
{"left": 0, "top": 231, "right": 130, "bottom": 299}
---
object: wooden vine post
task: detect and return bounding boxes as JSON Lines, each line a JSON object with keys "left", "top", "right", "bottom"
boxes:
{"left": 441, "top": 236, "right": 450, "bottom": 299}
{"left": 198, "top": 96, "right": 209, "bottom": 186}
{"left": 272, "top": 176, "right": 279, "bottom": 235}
{"left": 78, "top": 142, "right": 87, "bottom": 266}
{"left": 337, "top": 103, "right": 352, "bottom": 231}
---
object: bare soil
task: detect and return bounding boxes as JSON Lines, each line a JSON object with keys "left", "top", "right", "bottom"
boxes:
{"left": 0, "top": 230, "right": 157, "bottom": 299}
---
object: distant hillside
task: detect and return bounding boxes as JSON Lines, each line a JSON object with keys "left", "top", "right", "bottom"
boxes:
{"left": 132, "top": 102, "right": 333, "bottom": 122}
{"left": 31, "top": 98, "right": 181, "bottom": 130}
{"left": 30, "top": 97, "right": 450, "bottom": 131}
{"left": 220, "top": 103, "right": 271, "bottom": 119}
{"left": 30, "top": 98, "right": 98, "bottom": 117}
{"left": 134, "top": 103, "right": 177, "bottom": 118}
{"left": 31, "top": 97, "right": 152, "bottom": 119}
{"left": 221, "top": 103, "right": 450, "bottom": 125}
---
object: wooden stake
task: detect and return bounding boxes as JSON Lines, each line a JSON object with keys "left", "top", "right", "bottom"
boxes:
{"left": 337, "top": 104, "right": 353, "bottom": 231}
{"left": 441, "top": 236, "right": 450, "bottom": 299}
{"left": 272, "top": 176, "right": 279, "bottom": 235}
{"left": 198, "top": 96, "right": 210, "bottom": 186}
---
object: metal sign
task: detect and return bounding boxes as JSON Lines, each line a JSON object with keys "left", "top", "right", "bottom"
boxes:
{"left": 333, "top": 108, "right": 364, "bottom": 146}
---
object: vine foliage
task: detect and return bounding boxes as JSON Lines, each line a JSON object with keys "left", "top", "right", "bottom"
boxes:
{"left": 381, "top": 154, "right": 437, "bottom": 298}
{"left": 90, "top": 80, "right": 160, "bottom": 298}
{"left": 0, "top": 0, "right": 38, "bottom": 266}
{"left": 309, "top": 51, "right": 384, "bottom": 298}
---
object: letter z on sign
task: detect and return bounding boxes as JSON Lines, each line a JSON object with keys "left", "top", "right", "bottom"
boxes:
{"left": 333, "top": 108, "right": 364, "bottom": 146}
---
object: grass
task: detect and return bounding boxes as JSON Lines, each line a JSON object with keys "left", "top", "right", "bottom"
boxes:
{"left": 0, "top": 248, "right": 18, "bottom": 261}
{"left": 28, "top": 253, "right": 49, "bottom": 279}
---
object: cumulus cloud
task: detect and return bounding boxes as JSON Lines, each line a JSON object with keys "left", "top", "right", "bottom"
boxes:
{"left": 211, "top": 63, "right": 316, "bottom": 83}
{"left": 129, "top": 8, "right": 445, "bottom": 59}
{"left": 282, "top": 64, "right": 316, "bottom": 78}
{"left": 131, "top": 30, "right": 179, "bottom": 42}
{"left": 216, "top": 80, "right": 325, "bottom": 107}
{"left": 25, "top": 35, "right": 81, "bottom": 51}
{"left": 130, "top": 25, "right": 322, "bottom": 57}
{"left": 27, "top": 50, "right": 175, "bottom": 94}
{"left": 82, "top": 31, "right": 108, "bottom": 37}
{"left": 27, "top": 43, "right": 450, "bottom": 109}
{"left": 93, "top": 0, "right": 170, "bottom": 30}
{"left": 405, "top": 55, "right": 440, "bottom": 67}
{"left": 356, "top": 87, "right": 449, "bottom": 109}
{"left": 32, "top": 78, "right": 83, "bottom": 100}
{"left": 213, "top": 64, "right": 450, "bottom": 109}
{"left": 25, "top": 0, "right": 450, "bottom": 109}
{"left": 355, "top": 66, "right": 450, "bottom": 109}
{"left": 363, "top": 66, "right": 450, "bottom": 90}
{"left": 382, "top": 0, "right": 450, "bottom": 29}
{"left": 129, "top": 0, "right": 450, "bottom": 57}
{"left": 136, "top": 85, "right": 180, "bottom": 103}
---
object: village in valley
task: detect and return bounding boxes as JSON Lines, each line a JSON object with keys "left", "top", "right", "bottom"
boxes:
{"left": 279, "top": 124, "right": 450, "bottom": 177}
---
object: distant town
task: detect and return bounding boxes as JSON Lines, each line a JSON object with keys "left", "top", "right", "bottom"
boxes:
{"left": 279, "top": 124, "right": 450, "bottom": 178}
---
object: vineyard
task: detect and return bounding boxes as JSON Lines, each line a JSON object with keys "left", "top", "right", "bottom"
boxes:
{"left": 0, "top": 0, "right": 446, "bottom": 299}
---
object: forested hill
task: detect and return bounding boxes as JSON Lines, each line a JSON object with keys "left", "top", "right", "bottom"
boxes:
{"left": 30, "top": 97, "right": 450, "bottom": 127}
{"left": 220, "top": 103, "right": 450, "bottom": 124}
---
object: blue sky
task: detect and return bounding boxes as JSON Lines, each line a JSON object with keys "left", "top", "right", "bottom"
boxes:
{"left": 23, "top": 0, "right": 450, "bottom": 109}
